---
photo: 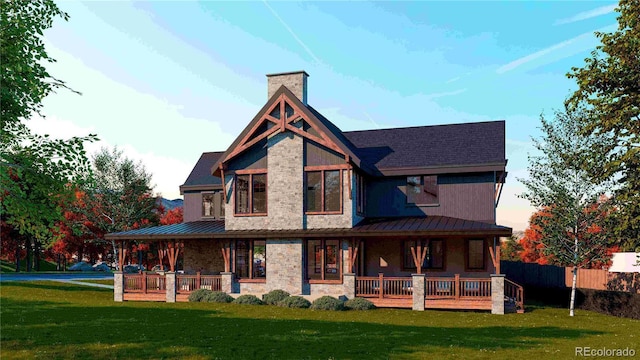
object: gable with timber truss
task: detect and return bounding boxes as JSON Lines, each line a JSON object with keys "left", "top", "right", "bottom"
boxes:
{"left": 212, "top": 85, "right": 360, "bottom": 176}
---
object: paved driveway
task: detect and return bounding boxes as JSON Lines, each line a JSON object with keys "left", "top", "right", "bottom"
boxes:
{"left": 0, "top": 272, "right": 114, "bottom": 289}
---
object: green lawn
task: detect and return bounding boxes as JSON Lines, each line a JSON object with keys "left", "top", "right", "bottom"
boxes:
{"left": 1, "top": 282, "right": 638, "bottom": 360}
{"left": 75, "top": 279, "right": 114, "bottom": 286}
{"left": 0, "top": 259, "right": 58, "bottom": 273}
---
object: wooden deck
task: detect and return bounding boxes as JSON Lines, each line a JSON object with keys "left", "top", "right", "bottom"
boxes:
{"left": 366, "top": 297, "right": 491, "bottom": 310}
{"left": 123, "top": 293, "right": 166, "bottom": 302}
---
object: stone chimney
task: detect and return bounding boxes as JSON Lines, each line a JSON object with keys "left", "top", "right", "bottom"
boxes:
{"left": 266, "top": 71, "right": 308, "bottom": 105}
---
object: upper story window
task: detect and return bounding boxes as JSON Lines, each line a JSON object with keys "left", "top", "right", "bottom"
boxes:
{"left": 235, "top": 173, "right": 267, "bottom": 215}
{"left": 402, "top": 239, "right": 445, "bottom": 270}
{"left": 202, "top": 191, "right": 225, "bottom": 219}
{"left": 305, "top": 170, "right": 342, "bottom": 214}
{"left": 355, "top": 172, "right": 366, "bottom": 216}
{"left": 407, "top": 175, "right": 438, "bottom": 205}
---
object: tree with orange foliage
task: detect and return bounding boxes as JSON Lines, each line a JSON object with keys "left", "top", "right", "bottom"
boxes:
{"left": 519, "top": 209, "right": 554, "bottom": 265}
{"left": 160, "top": 207, "right": 183, "bottom": 225}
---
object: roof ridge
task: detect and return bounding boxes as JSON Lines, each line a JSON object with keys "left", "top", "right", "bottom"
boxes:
{"left": 342, "top": 120, "right": 505, "bottom": 134}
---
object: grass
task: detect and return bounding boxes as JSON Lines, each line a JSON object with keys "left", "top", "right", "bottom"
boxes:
{"left": 0, "top": 281, "right": 638, "bottom": 360}
{"left": 0, "top": 259, "right": 58, "bottom": 273}
{"left": 74, "top": 279, "right": 114, "bottom": 286}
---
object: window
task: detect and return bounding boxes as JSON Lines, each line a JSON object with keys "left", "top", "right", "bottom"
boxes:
{"left": 466, "top": 239, "right": 485, "bottom": 270}
{"left": 356, "top": 172, "right": 366, "bottom": 216}
{"left": 403, "top": 239, "right": 445, "bottom": 270}
{"left": 306, "top": 239, "right": 341, "bottom": 281}
{"left": 235, "top": 240, "right": 266, "bottom": 280}
{"left": 202, "top": 193, "right": 215, "bottom": 217}
{"left": 219, "top": 192, "right": 225, "bottom": 218}
{"left": 235, "top": 173, "right": 267, "bottom": 215}
{"left": 305, "top": 170, "right": 342, "bottom": 213}
{"left": 406, "top": 175, "right": 438, "bottom": 205}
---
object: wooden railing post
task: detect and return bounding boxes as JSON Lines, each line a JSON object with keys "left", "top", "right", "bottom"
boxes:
{"left": 454, "top": 274, "right": 460, "bottom": 300}
{"left": 379, "top": 273, "right": 384, "bottom": 299}
{"left": 196, "top": 271, "right": 201, "bottom": 290}
{"left": 142, "top": 272, "right": 147, "bottom": 294}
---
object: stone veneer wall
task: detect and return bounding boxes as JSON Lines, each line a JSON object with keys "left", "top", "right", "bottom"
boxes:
{"left": 182, "top": 240, "right": 225, "bottom": 274}
{"left": 266, "top": 239, "right": 304, "bottom": 295}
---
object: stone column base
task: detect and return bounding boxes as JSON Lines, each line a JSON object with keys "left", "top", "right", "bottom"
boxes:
{"left": 166, "top": 272, "right": 176, "bottom": 303}
{"left": 221, "top": 272, "right": 234, "bottom": 293}
{"left": 343, "top": 273, "right": 356, "bottom": 299}
{"left": 412, "top": 274, "right": 426, "bottom": 311}
{"left": 114, "top": 271, "right": 124, "bottom": 302}
{"left": 491, "top": 274, "right": 505, "bottom": 315}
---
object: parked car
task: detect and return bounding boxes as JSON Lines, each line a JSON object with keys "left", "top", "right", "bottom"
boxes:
{"left": 123, "top": 264, "right": 145, "bottom": 273}
{"left": 68, "top": 261, "right": 93, "bottom": 272}
{"left": 92, "top": 263, "right": 111, "bottom": 272}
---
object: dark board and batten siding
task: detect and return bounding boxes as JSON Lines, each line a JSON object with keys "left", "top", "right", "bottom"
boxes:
{"left": 366, "top": 172, "right": 495, "bottom": 223}
{"left": 304, "top": 140, "right": 345, "bottom": 166}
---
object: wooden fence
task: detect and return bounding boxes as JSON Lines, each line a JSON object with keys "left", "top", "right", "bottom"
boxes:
{"left": 501, "top": 261, "right": 639, "bottom": 293}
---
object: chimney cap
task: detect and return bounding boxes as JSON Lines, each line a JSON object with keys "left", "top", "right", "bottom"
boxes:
{"left": 266, "top": 70, "right": 309, "bottom": 77}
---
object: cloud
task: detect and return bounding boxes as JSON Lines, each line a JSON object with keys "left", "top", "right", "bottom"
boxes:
{"left": 496, "top": 24, "right": 616, "bottom": 74}
{"left": 554, "top": 4, "right": 616, "bottom": 26}
{"left": 424, "top": 88, "right": 467, "bottom": 100}
{"left": 445, "top": 76, "right": 460, "bottom": 84}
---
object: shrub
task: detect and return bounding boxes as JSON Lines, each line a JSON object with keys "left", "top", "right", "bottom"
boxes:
{"left": 263, "top": 289, "right": 290, "bottom": 305}
{"left": 203, "top": 291, "right": 234, "bottom": 303}
{"left": 310, "top": 296, "right": 345, "bottom": 311}
{"left": 188, "top": 289, "right": 213, "bottom": 302}
{"left": 233, "top": 294, "right": 263, "bottom": 305}
{"left": 277, "top": 296, "right": 311, "bottom": 309}
{"left": 345, "top": 298, "right": 376, "bottom": 310}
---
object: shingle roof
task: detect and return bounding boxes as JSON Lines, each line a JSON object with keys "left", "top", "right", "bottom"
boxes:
{"left": 182, "top": 152, "right": 224, "bottom": 187}
{"left": 342, "top": 121, "right": 506, "bottom": 170}
{"left": 105, "top": 216, "right": 511, "bottom": 240}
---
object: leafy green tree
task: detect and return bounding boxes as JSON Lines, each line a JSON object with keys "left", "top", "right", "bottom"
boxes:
{"left": 566, "top": 0, "right": 640, "bottom": 251}
{"left": 520, "top": 106, "right": 612, "bottom": 316}
{"left": 1, "top": 0, "right": 97, "bottom": 269}
{"left": 83, "top": 147, "right": 161, "bottom": 267}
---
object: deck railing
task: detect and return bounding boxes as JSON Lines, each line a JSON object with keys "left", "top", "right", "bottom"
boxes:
{"left": 124, "top": 273, "right": 166, "bottom": 294}
{"left": 425, "top": 275, "right": 491, "bottom": 300}
{"left": 176, "top": 273, "right": 222, "bottom": 294}
{"left": 356, "top": 274, "right": 413, "bottom": 299}
{"left": 505, "top": 278, "right": 524, "bottom": 311}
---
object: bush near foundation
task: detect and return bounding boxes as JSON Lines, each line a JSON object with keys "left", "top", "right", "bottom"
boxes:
{"left": 345, "top": 298, "right": 376, "bottom": 310}
{"left": 233, "top": 294, "right": 263, "bottom": 305}
{"left": 188, "top": 289, "right": 213, "bottom": 302}
{"left": 278, "top": 296, "right": 311, "bottom": 309}
{"left": 204, "top": 291, "right": 234, "bottom": 303}
{"left": 310, "top": 296, "right": 345, "bottom": 311}
{"left": 263, "top": 290, "right": 290, "bottom": 305}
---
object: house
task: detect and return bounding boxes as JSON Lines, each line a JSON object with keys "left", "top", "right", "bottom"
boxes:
{"left": 106, "top": 71, "right": 523, "bottom": 314}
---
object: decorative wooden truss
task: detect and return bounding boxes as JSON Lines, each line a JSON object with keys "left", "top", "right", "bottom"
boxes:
{"left": 222, "top": 93, "right": 349, "bottom": 166}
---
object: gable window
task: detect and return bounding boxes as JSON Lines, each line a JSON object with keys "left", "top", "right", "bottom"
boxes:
{"left": 466, "top": 239, "right": 485, "bottom": 271}
{"left": 403, "top": 239, "right": 445, "bottom": 270}
{"left": 202, "top": 193, "right": 216, "bottom": 217}
{"left": 356, "top": 172, "right": 366, "bottom": 216}
{"left": 235, "top": 173, "right": 267, "bottom": 215}
{"left": 306, "top": 239, "right": 341, "bottom": 282}
{"left": 235, "top": 240, "right": 266, "bottom": 280}
{"left": 305, "top": 170, "right": 342, "bottom": 214}
{"left": 406, "top": 175, "right": 438, "bottom": 205}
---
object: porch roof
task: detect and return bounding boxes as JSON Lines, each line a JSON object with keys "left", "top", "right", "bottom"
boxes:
{"left": 105, "top": 216, "right": 511, "bottom": 240}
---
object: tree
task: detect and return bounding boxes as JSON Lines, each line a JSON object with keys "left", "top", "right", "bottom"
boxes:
{"left": 83, "top": 147, "right": 161, "bottom": 268}
{"left": 566, "top": 0, "right": 640, "bottom": 251}
{"left": 1, "top": 0, "right": 97, "bottom": 271}
{"left": 520, "top": 106, "right": 613, "bottom": 316}
{"left": 518, "top": 209, "right": 554, "bottom": 265}
{"left": 500, "top": 235, "right": 523, "bottom": 262}
{"left": 160, "top": 207, "right": 183, "bottom": 225}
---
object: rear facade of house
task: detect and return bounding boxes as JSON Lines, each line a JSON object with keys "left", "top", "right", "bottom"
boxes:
{"left": 107, "top": 71, "right": 523, "bottom": 313}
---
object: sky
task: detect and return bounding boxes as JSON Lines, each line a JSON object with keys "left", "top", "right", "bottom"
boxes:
{"left": 34, "top": 1, "right": 620, "bottom": 232}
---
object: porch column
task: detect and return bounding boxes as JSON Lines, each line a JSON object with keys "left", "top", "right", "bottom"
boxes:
{"left": 491, "top": 274, "right": 505, "bottom": 315}
{"left": 412, "top": 273, "right": 425, "bottom": 311}
{"left": 166, "top": 271, "right": 176, "bottom": 303}
{"left": 114, "top": 271, "right": 124, "bottom": 302}
{"left": 221, "top": 272, "right": 234, "bottom": 294}
{"left": 343, "top": 273, "right": 356, "bottom": 299}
